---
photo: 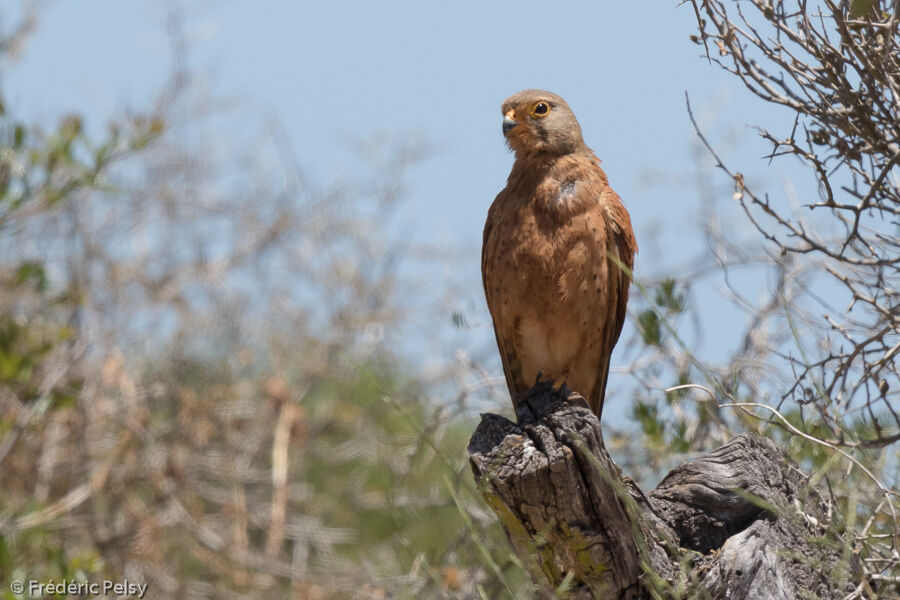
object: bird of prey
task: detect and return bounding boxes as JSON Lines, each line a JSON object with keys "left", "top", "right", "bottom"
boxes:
{"left": 482, "top": 89, "right": 637, "bottom": 419}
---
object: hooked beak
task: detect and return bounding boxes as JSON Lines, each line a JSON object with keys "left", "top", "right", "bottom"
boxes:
{"left": 502, "top": 110, "right": 519, "bottom": 135}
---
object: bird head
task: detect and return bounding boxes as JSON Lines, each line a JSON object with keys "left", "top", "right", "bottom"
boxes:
{"left": 501, "top": 89, "right": 586, "bottom": 158}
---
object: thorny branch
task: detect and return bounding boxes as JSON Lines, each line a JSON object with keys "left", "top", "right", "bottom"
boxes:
{"left": 686, "top": 0, "right": 900, "bottom": 593}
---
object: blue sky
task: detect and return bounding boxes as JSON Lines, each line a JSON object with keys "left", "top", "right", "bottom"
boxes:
{"left": 5, "top": 1, "right": 753, "bottom": 246}
{"left": 3, "top": 1, "right": 810, "bottom": 422}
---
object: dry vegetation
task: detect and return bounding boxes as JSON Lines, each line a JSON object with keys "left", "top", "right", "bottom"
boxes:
{"left": 0, "top": 1, "right": 898, "bottom": 598}
{"left": 0, "top": 8, "right": 528, "bottom": 599}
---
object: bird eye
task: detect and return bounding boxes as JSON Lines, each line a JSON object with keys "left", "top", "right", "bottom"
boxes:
{"left": 529, "top": 102, "right": 551, "bottom": 117}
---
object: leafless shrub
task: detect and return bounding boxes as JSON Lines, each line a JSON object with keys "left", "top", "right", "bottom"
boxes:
{"left": 0, "top": 7, "right": 521, "bottom": 599}
{"left": 674, "top": 0, "right": 900, "bottom": 593}
{"left": 685, "top": 0, "right": 899, "bottom": 438}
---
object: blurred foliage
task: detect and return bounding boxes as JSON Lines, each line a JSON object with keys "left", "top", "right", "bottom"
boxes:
{"left": 0, "top": 11, "right": 528, "bottom": 599}
{"left": 0, "top": 70, "right": 162, "bottom": 593}
{"left": 635, "top": 279, "right": 686, "bottom": 348}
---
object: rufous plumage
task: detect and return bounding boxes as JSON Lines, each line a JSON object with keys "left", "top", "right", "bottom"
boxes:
{"left": 482, "top": 89, "right": 637, "bottom": 418}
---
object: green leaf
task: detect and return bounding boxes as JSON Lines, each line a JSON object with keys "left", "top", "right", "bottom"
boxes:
{"left": 450, "top": 311, "right": 468, "bottom": 329}
{"left": 0, "top": 350, "right": 28, "bottom": 384}
{"left": 632, "top": 399, "right": 665, "bottom": 444}
{"left": 50, "top": 388, "right": 78, "bottom": 409}
{"left": 669, "top": 420, "right": 690, "bottom": 453}
{"left": 13, "top": 124, "right": 24, "bottom": 148}
{"left": 15, "top": 261, "right": 47, "bottom": 292}
{"left": 654, "top": 278, "right": 687, "bottom": 313}
{"left": 638, "top": 309, "right": 661, "bottom": 346}
{"left": 850, "top": 0, "right": 877, "bottom": 17}
{"left": 666, "top": 370, "right": 691, "bottom": 402}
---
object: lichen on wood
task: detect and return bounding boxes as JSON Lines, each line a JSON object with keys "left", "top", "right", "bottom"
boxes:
{"left": 468, "top": 382, "right": 846, "bottom": 599}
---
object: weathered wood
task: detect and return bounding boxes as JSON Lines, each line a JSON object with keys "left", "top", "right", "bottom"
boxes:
{"left": 468, "top": 382, "right": 845, "bottom": 599}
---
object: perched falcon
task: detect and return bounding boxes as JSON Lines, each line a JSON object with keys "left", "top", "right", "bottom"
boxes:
{"left": 482, "top": 89, "right": 637, "bottom": 419}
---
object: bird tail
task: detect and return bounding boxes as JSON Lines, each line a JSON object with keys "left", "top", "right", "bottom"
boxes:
{"left": 589, "top": 355, "right": 612, "bottom": 419}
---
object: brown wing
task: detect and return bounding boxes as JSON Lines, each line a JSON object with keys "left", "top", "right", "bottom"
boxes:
{"left": 481, "top": 197, "right": 528, "bottom": 398}
{"left": 587, "top": 191, "right": 638, "bottom": 418}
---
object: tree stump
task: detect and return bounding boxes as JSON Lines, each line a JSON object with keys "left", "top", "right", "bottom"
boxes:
{"left": 468, "top": 382, "right": 846, "bottom": 599}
